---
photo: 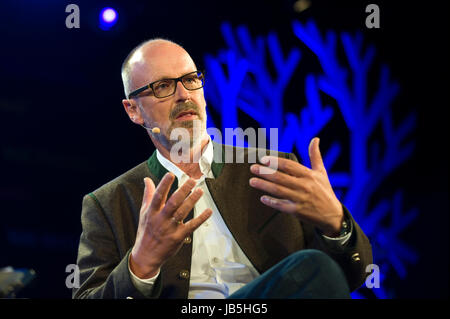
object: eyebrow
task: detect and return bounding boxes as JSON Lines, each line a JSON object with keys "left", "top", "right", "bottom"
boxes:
{"left": 153, "top": 71, "right": 197, "bottom": 82}
{"left": 153, "top": 75, "right": 173, "bottom": 82}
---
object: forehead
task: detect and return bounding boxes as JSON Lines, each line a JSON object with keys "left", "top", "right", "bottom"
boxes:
{"left": 129, "top": 42, "right": 197, "bottom": 87}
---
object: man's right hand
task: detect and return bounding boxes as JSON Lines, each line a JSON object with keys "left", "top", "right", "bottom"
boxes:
{"left": 130, "top": 173, "right": 212, "bottom": 279}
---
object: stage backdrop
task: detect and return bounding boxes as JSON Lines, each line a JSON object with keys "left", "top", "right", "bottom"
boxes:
{"left": 0, "top": 0, "right": 447, "bottom": 298}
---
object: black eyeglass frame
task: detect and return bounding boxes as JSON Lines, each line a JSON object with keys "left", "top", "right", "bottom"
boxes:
{"left": 127, "top": 70, "right": 205, "bottom": 99}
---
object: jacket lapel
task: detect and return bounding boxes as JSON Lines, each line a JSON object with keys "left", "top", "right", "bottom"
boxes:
{"left": 147, "top": 150, "right": 179, "bottom": 193}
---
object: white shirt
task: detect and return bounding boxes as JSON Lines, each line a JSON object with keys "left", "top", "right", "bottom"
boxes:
{"left": 128, "top": 138, "right": 351, "bottom": 298}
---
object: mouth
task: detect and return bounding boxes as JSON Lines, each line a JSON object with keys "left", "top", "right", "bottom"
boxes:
{"left": 174, "top": 109, "right": 198, "bottom": 121}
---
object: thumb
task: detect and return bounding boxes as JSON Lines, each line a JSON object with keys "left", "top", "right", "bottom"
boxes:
{"left": 308, "top": 137, "right": 326, "bottom": 173}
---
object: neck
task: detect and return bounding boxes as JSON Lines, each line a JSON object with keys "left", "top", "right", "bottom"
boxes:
{"left": 155, "top": 136, "right": 209, "bottom": 179}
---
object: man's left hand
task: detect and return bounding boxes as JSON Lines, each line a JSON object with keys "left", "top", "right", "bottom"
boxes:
{"left": 249, "top": 137, "right": 344, "bottom": 237}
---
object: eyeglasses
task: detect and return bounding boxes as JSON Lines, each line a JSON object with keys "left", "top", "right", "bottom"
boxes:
{"left": 128, "top": 70, "right": 205, "bottom": 99}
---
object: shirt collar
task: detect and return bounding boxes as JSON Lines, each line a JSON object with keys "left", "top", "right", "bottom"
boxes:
{"left": 156, "top": 136, "right": 215, "bottom": 185}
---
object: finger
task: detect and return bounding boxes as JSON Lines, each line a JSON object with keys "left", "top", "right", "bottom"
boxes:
{"left": 249, "top": 177, "right": 300, "bottom": 203}
{"left": 162, "top": 178, "right": 197, "bottom": 218}
{"left": 309, "top": 137, "right": 326, "bottom": 173}
{"left": 261, "top": 156, "right": 311, "bottom": 178}
{"left": 141, "top": 177, "right": 156, "bottom": 213}
{"left": 260, "top": 195, "right": 297, "bottom": 214}
{"left": 172, "top": 187, "right": 204, "bottom": 222}
{"left": 184, "top": 208, "right": 212, "bottom": 233}
{"left": 250, "top": 164, "right": 299, "bottom": 190}
{"left": 150, "top": 173, "right": 176, "bottom": 211}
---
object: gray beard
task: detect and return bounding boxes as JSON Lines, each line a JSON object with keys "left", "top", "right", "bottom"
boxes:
{"left": 154, "top": 119, "right": 206, "bottom": 151}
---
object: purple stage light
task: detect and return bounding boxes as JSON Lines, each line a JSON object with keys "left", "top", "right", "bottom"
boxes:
{"left": 102, "top": 8, "right": 117, "bottom": 22}
{"left": 99, "top": 7, "right": 118, "bottom": 30}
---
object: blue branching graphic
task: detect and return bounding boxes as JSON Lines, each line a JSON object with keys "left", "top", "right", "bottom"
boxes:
{"left": 204, "top": 20, "right": 418, "bottom": 298}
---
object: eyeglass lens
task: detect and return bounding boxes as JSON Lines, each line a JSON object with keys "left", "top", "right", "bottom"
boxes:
{"left": 153, "top": 72, "right": 203, "bottom": 98}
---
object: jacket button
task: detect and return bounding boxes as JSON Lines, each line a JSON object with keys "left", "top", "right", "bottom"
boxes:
{"left": 351, "top": 253, "right": 361, "bottom": 262}
{"left": 184, "top": 236, "right": 192, "bottom": 244}
{"left": 179, "top": 269, "right": 190, "bottom": 280}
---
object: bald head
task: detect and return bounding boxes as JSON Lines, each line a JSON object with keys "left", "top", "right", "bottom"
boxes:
{"left": 121, "top": 38, "right": 197, "bottom": 98}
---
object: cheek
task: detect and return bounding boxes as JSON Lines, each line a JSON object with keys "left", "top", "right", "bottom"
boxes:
{"left": 144, "top": 103, "right": 171, "bottom": 123}
{"left": 194, "top": 95, "right": 207, "bottom": 115}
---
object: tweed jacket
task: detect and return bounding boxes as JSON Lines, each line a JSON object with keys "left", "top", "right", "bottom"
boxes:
{"left": 73, "top": 143, "right": 372, "bottom": 299}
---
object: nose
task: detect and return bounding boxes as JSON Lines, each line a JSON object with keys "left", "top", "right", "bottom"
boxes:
{"left": 174, "top": 79, "right": 190, "bottom": 102}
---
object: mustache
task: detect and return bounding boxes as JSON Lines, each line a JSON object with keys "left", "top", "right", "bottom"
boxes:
{"left": 169, "top": 101, "right": 201, "bottom": 120}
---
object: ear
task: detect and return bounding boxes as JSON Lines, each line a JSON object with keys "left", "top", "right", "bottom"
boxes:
{"left": 122, "top": 99, "right": 143, "bottom": 125}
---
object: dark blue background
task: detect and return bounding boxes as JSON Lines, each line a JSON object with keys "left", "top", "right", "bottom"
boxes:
{"left": 0, "top": 0, "right": 448, "bottom": 298}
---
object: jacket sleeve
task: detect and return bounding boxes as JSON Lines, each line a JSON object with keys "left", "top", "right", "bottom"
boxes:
{"left": 72, "top": 194, "right": 162, "bottom": 299}
{"left": 287, "top": 152, "right": 373, "bottom": 292}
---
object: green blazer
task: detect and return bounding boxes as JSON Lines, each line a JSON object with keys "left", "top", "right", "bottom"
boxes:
{"left": 73, "top": 143, "right": 372, "bottom": 299}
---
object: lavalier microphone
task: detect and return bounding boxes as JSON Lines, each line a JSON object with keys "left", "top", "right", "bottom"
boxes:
{"left": 141, "top": 123, "right": 160, "bottom": 134}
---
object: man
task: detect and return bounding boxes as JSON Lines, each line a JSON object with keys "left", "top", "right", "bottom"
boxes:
{"left": 73, "top": 38, "right": 372, "bottom": 299}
